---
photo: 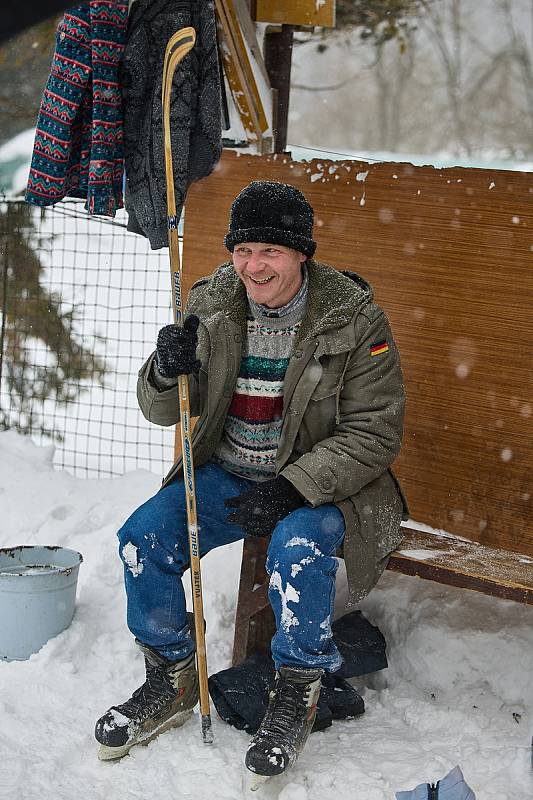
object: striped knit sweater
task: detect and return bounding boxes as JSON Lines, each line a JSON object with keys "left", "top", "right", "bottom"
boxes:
{"left": 25, "top": 1, "right": 127, "bottom": 217}
{"left": 213, "top": 271, "right": 308, "bottom": 482}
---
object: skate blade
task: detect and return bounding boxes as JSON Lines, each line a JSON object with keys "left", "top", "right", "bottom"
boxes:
{"left": 249, "top": 773, "right": 271, "bottom": 792}
{"left": 98, "top": 708, "right": 194, "bottom": 761}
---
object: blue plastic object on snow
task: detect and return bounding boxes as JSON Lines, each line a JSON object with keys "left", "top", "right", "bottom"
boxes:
{"left": 0, "top": 545, "right": 83, "bottom": 661}
{"left": 396, "top": 766, "right": 476, "bottom": 800}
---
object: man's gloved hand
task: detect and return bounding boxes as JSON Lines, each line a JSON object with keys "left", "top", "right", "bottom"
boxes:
{"left": 155, "top": 315, "right": 201, "bottom": 378}
{"left": 224, "top": 475, "right": 305, "bottom": 538}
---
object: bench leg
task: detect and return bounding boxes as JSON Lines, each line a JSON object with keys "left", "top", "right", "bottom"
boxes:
{"left": 232, "top": 537, "right": 275, "bottom": 666}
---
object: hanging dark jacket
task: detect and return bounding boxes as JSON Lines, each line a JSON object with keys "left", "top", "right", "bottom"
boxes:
{"left": 25, "top": 0, "right": 127, "bottom": 216}
{"left": 120, "top": 0, "right": 222, "bottom": 249}
{"left": 137, "top": 260, "right": 409, "bottom": 605}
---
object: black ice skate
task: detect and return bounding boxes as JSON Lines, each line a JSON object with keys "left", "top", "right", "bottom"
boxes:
{"left": 95, "top": 646, "right": 198, "bottom": 760}
{"left": 245, "top": 665, "right": 323, "bottom": 790}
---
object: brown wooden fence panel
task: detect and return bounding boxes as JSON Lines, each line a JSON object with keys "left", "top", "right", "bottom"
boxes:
{"left": 182, "top": 150, "right": 532, "bottom": 557}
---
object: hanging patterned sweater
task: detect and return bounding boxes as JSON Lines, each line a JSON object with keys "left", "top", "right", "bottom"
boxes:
{"left": 212, "top": 270, "right": 308, "bottom": 482}
{"left": 25, "top": 1, "right": 127, "bottom": 217}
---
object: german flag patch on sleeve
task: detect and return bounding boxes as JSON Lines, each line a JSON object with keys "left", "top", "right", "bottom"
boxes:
{"left": 370, "top": 340, "right": 389, "bottom": 356}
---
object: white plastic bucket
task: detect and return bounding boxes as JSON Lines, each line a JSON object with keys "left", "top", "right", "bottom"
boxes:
{"left": 0, "top": 545, "right": 83, "bottom": 661}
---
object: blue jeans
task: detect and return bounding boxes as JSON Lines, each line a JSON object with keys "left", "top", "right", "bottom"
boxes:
{"left": 117, "top": 463, "right": 345, "bottom": 671}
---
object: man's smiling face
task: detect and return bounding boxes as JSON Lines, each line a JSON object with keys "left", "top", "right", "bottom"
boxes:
{"left": 232, "top": 242, "right": 307, "bottom": 309}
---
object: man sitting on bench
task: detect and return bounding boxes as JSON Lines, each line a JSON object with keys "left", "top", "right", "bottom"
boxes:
{"left": 95, "top": 180, "right": 408, "bottom": 781}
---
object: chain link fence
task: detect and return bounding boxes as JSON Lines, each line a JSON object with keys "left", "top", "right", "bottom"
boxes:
{"left": 0, "top": 198, "right": 177, "bottom": 478}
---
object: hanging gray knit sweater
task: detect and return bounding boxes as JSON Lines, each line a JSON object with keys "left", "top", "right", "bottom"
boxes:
{"left": 120, "top": 0, "right": 222, "bottom": 249}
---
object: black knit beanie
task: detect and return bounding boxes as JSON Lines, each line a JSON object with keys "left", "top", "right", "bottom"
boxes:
{"left": 224, "top": 180, "right": 316, "bottom": 258}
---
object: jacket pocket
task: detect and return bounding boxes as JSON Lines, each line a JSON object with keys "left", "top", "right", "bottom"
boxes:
{"left": 348, "top": 472, "right": 404, "bottom": 554}
{"left": 388, "top": 467, "right": 410, "bottom": 520}
{"left": 310, "top": 382, "right": 339, "bottom": 402}
{"left": 300, "top": 384, "right": 337, "bottom": 445}
{"left": 309, "top": 358, "right": 344, "bottom": 401}
{"left": 339, "top": 472, "right": 404, "bottom": 605}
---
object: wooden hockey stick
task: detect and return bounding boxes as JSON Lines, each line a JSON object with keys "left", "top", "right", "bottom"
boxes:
{"left": 162, "top": 26, "right": 213, "bottom": 745}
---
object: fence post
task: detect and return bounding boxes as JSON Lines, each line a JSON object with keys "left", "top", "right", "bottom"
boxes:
{"left": 0, "top": 203, "right": 9, "bottom": 400}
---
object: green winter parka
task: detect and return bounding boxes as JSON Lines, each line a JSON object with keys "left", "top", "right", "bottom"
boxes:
{"left": 137, "top": 259, "right": 408, "bottom": 605}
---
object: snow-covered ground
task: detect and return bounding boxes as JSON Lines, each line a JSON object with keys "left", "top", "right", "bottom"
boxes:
{"left": 1, "top": 430, "right": 532, "bottom": 799}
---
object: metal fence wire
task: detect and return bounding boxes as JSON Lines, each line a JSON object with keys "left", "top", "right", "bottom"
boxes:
{"left": 0, "top": 198, "right": 176, "bottom": 478}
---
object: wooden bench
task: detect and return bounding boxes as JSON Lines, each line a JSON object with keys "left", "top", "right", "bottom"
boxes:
{"left": 180, "top": 150, "right": 533, "bottom": 665}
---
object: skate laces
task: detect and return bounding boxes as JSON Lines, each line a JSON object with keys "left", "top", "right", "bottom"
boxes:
{"left": 116, "top": 664, "right": 176, "bottom": 722}
{"left": 263, "top": 678, "right": 308, "bottom": 737}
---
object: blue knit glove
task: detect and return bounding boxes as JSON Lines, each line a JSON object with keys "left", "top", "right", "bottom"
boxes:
{"left": 224, "top": 476, "right": 304, "bottom": 537}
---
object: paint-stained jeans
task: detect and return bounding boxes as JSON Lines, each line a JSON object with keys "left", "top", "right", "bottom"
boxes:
{"left": 117, "top": 462, "right": 345, "bottom": 671}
